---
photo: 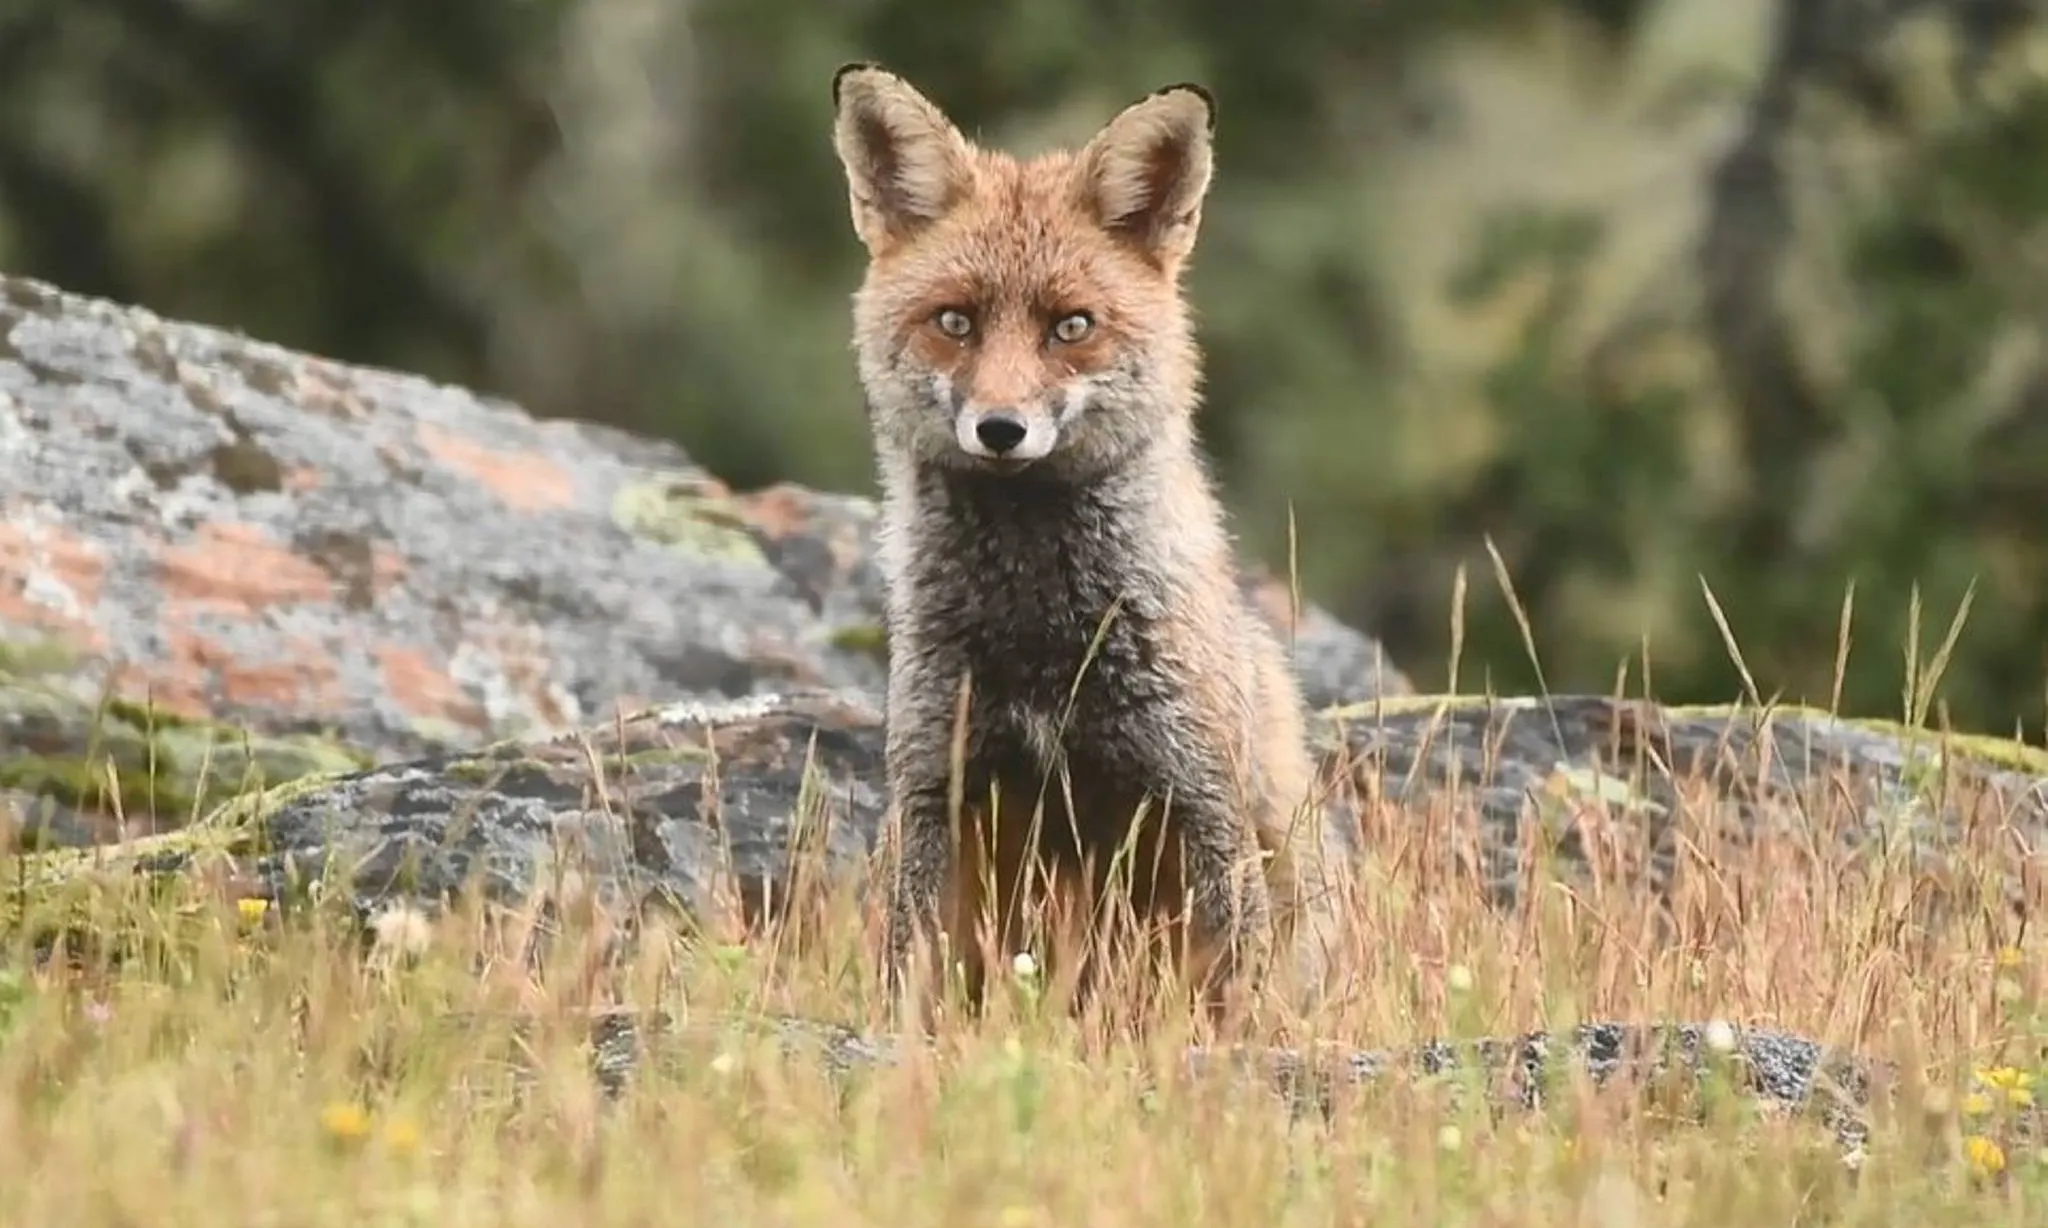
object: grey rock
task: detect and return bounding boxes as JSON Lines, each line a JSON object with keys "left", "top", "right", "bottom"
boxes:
{"left": 214, "top": 690, "right": 2048, "bottom": 927}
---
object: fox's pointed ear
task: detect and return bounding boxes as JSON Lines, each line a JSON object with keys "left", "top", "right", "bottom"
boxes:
{"left": 832, "top": 64, "right": 977, "bottom": 255}
{"left": 1077, "top": 83, "right": 1216, "bottom": 268}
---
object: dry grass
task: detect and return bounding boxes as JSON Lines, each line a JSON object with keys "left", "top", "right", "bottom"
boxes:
{"left": 0, "top": 736, "right": 2044, "bottom": 1226}
{"left": 3, "top": 576, "right": 2046, "bottom": 1223}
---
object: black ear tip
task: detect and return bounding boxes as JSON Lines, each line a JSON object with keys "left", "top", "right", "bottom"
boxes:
{"left": 1150, "top": 82, "right": 1217, "bottom": 131}
{"left": 834, "top": 61, "right": 887, "bottom": 107}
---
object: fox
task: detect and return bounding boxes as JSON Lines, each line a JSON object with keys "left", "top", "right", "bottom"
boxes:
{"left": 829, "top": 62, "right": 1349, "bottom": 1030}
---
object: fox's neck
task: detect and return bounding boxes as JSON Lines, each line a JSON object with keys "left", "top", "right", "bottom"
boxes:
{"left": 888, "top": 435, "right": 1231, "bottom": 593}
{"left": 911, "top": 441, "right": 1176, "bottom": 530}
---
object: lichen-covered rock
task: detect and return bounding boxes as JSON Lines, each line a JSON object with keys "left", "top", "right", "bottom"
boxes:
{"left": 0, "top": 274, "right": 888, "bottom": 755}
{"left": 0, "top": 272, "right": 1411, "bottom": 845}
{"left": 37, "top": 688, "right": 2027, "bottom": 946}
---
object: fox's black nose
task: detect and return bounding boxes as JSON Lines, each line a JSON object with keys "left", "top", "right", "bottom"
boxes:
{"left": 974, "top": 412, "right": 1028, "bottom": 455}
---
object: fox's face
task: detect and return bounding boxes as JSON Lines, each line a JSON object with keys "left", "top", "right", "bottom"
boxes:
{"left": 831, "top": 64, "right": 1215, "bottom": 480}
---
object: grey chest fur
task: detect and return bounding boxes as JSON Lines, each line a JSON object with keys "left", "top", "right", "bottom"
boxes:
{"left": 891, "top": 470, "right": 1192, "bottom": 794}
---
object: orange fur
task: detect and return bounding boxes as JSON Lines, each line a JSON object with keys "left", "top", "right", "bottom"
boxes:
{"left": 831, "top": 64, "right": 1350, "bottom": 1034}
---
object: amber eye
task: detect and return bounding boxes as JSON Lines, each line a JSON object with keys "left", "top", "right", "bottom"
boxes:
{"left": 934, "top": 308, "right": 974, "bottom": 339}
{"left": 1050, "top": 312, "right": 1093, "bottom": 344}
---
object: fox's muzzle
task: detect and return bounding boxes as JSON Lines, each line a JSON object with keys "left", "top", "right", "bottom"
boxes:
{"left": 957, "top": 406, "right": 1057, "bottom": 465}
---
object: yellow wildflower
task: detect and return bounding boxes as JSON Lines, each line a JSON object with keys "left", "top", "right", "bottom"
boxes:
{"left": 1964, "top": 1134, "right": 2006, "bottom": 1177}
{"left": 1996, "top": 945, "right": 2024, "bottom": 970}
{"left": 1974, "top": 1066, "right": 2034, "bottom": 1093}
{"left": 236, "top": 897, "right": 270, "bottom": 927}
{"left": 319, "top": 1102, "right": 373, "bottom": 1143}
{"left": 381, "top": 1116, "right": 423, "bottom": 1157}
{"left": 1962, "top": 1092, "right": 1993, "bottom": 1116}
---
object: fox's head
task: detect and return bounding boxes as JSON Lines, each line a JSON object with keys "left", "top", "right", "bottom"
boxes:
{"left": 831, "top": 64, "right": 1215, "bottom": 481}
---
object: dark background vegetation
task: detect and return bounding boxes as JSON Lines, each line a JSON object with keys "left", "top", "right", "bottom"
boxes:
{"left": 6, "top": 0, "right": 2048, "bottom": 737}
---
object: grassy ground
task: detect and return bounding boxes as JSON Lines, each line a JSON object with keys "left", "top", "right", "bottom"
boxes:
{"left": 1, "top": 750, "right": 2044, "bottom": 1228}
{"left": 2, "top": 578, "right": 2043, "bottom": 1224}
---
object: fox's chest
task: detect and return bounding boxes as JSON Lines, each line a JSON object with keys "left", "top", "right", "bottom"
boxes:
{"left": 888, "top": 471, "right": 1182, "bottom": 735}
{"left": 901, "top": 533, "right": 1167, "bottom": 720}
{"left": 909, "top": 556, "right": 1160, "bottom": 709}
{"left": 932, "top": 606, "right": 1168, "bottom": 807}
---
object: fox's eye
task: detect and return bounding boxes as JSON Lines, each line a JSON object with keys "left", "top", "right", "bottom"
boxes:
{"left": 1050, "top": 312, "right": 1093, "bottom": 344}
{"left": 934, "top": 309, "right": 974, "bottom": 340}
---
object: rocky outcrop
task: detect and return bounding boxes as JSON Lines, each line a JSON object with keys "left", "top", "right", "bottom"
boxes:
{"left": 75, "top": 688, "right": 2042, "bottom": 935}
{"left": 7, "top": 269, "right": 2045, "bottom": 1157}
{"left": 0, "top": 272, "right": 1410, "bottom": 847}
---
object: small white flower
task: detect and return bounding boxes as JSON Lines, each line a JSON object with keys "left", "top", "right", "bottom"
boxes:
{"left": 708, "top": 1051, "right": 737, "bottom": 1078}
{"left": 1011, "top": 951, "right": 1038, "bottom": 980}
{"left": 1703, "top": 1019, "right": 1738, "bottom": 1054}
{"left": 1437, "top": 1124, "right": 1463, "bottom": 1152}
{"left": 369, "top": 904, "right": 434, "bottom": 959}
{"left": 1445, "top": 963, "right": 1474, "bottom": 994}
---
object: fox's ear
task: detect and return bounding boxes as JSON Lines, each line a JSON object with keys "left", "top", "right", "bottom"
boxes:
{"left": 1077, "top": 83, "right": 1216, "bottom": 267}
{"left": 832, "top": 64, "right": 976, "bottom": 255}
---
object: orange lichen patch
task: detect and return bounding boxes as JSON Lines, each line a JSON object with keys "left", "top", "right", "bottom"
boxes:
{"left": 732, "top": 483, "right": 874, "bottom": 582}
{"left": 0, "top": 518, "right": 110, "bottom": 651}
{"left": 289, "top": 360, "right": 373, "bottom": 421}
{"left": 730, "top": 483, "right": 813, "bottom": 541}
{"left": 465, "top": 620, "right": 576, "bottom": 728}
{"left": 375, "top": 644, "right": 486, "bottom": 728}
{"left": 159, "top": 522, "right": 336, "bottom": 612}
{"left": 213, "top": 633, "right": 347, "bottom": 713}
{"left": 368, "top": 542, "right": 409, "bottom": 600}
{"left": 415, "top": 422, "right": 577, "bottom": 512}
{"left": 109, "top": 620, "right": 346, "bottom": 723}
{"left": 218, "top": 657, "right": 343, "bottom": 712}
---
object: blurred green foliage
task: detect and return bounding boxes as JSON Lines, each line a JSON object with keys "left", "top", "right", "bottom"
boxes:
{"left": 6, "top": 0, "right": 2048, "bottom": 737}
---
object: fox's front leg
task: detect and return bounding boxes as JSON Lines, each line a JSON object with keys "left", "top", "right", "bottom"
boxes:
{"left": 1172, "top": 783, "right": 1278, "bottom": 1014}
{"left": 880, "top": 654, "right": 983, "bottom": 1030}
{"left": 881, "top": 773, "right": 953, "bottom": 1022}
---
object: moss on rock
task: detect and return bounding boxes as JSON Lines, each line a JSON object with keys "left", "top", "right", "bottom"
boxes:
{"left": 826, "top": 623, "right": 889, "bottom": 663}
{"left": 0, "top": 641, "right": 376, "bottom": 841}
{"left": 611, "top": 474, "right": 770, "bottom": 565}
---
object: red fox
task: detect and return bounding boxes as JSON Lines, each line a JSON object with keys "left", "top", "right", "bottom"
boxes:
{"left": 829, "top": 63, "right": 1347, "bottom": 1029}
